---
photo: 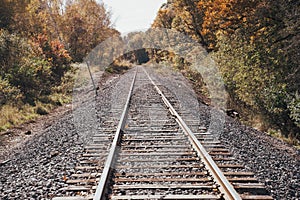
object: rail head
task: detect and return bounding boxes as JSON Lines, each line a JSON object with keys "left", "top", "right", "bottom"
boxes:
{"left": 142, "top": 67, "right": 241, "bottom": 200}
{"left": 93, "top": 68, "right": 138, "bottom": 200}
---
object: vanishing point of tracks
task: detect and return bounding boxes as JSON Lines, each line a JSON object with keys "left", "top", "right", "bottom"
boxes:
{"left": 54, "top": 66, "right": 273, "bottom": 200}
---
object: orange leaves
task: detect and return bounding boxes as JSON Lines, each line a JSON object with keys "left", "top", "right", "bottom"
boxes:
{"left": 197, "top": 1, "right": 205, "bottom": 9}
{"left": 50, "top": 40, "right": 71, "bottom": 60}
{"left": 31, "top": 33, "right": 71, "bottom": 76}
{"left": 62, "top": 0, "right": 115, "bottom": 61}
{"left": 154, "top": 0, "right": 263, "bottom": 50}
{"left": 62, "top": 175, "right": 68, "bottom": 182}
{"left": 152, "top": 9, "right": 174, "bottom": 29}
{"left": 250, "top": 35, "right": 255, "bottom": 43}
{"left": 197, "top": 0, "right": 260, "bottom": 50}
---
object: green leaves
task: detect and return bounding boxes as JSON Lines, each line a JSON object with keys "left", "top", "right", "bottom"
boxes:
{"left": 288, "top": 93, "right": 300, "bottom": 128}
{"left": 0, "top": 77, "right": 22, "bottom": 105}
{"left": 0, "top": 29, "right": 70, "bottom": 104}
{"left": 153, "top": 0, "right": 300, "bottom": 139}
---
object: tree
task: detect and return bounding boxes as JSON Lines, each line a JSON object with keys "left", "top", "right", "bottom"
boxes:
{"left": 0, "top": 0, "right": 14, "bottom": 29}
{"left": 212, "top": 0, "right": 300, "bottom": 138}
{"left": 153, "top": 0, "right": 300, "bottom": 139}
{"left": 62, "top": 0, "right": 118, "bottom": 61}
{"left": 13, "top": 0, "right": 63, "bottom": 40}
{"left": 152, "top": 7, "right": 174, "bottom": 29}
{"left": 200, "top": 0, "right": 254, "bottom": 50}
{"left": 152, "top": 0, "right": 207, "bottom": 47}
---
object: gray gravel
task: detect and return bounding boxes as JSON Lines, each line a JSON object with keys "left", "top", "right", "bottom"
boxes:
{"left": 0, "top": 114, "right": 82, "bottom": 199}
{"left": 221, "top": 120, "right": 300, "bottom": 199}
{"left": 0, "top": 70, "right": 118, "bottom": 199}
{"left": 144, "top": 65, "right": 300, "bottom": 199}
{"left": 0, "top": 65, "right": 299, "bottom": 199}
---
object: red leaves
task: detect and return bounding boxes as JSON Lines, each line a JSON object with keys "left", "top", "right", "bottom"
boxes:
{"left": 50, "top": 40, "right": 71, "bottom": 60}
{"left": 32, "top": 33, "right": 71, "bottom": 64}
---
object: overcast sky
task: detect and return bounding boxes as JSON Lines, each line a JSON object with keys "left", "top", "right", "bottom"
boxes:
{"left": 102, "top": 0, "right": 167, "bottom": 34}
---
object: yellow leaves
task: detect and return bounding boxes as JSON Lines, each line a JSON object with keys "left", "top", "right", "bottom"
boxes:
{"left": 220, "top": 21, "right": 232, "bottom": 29}
{"left": 249, "top": 26, "right": 267, "bottom": 44}
{"left": 198, "top": 1, "right": 205, "bottom": 9}
{"left": 208, "top": 43, "right": 215, "bottom": 49}
{"left": 201, "top": 28, "right": 209, "bottom": 36}
{"left": 220, "top": 2, "right": 228, "bottom": 10}
{"left": 215, "top": 30, "right": 224, "bottom": 38}
{"left": 250, "top": 35, "right": 255, "bottom": 43}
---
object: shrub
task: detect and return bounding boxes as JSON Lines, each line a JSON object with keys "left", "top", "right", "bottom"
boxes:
{"left": 35, "top": 105, "right": 49, "bottom": 115}
{"left": 32, "top": 34, "right": 72, "bottom": 84}
{"left": 288, "top": 93, "right": 300, "bottom": 128}
{"left": 0, "top": 77, "right": 22, "bottom": 105}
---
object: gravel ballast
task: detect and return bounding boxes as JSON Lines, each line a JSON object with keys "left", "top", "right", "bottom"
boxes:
{"left": 0, "top": 65, "right": 299, "bottom": 200}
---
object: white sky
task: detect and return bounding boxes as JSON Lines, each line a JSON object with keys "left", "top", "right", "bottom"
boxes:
{"left": 101, "top": 0, "right": 167, "bottom": 34}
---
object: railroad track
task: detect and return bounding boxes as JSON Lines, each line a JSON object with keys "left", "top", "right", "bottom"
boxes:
{"left": 54, "top": 66, "right": 273, "bottom": 200}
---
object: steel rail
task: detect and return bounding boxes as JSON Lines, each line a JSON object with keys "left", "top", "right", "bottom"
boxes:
{"left": 93, "top": 68, "right": 138, "bottom": 200}
{"left": 142, "top": 66, "right": 241, "bottom": 200}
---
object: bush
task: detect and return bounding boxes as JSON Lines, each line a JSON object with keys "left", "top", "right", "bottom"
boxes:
{"left": 288, "top": 93, "right": 300, "bottom": 128}
{"left": 213, "top": 32, "right": 300, "bottom": 139}
{"left": 0, "top": 77, "right": 22, "bottom": 105}
{"left": 32, "top": 34, "right": 72, "bottom": 84}
{"left": 0, "top": 29, "right": 72, "bottom": 104}
{"left": 0, "top": 29, "right": 74, "bottom": 131}
{"left": 35, "top": 104, "right": 49, "bottom": 115}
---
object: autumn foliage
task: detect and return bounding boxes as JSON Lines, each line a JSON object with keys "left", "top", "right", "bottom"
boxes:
{"left": 0, "top": 0, "right": 116, "bottom": 130}
{"left": 152, "top": 0, "right": 300, "bottom": 139}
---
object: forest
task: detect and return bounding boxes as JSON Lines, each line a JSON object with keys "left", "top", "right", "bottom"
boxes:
{"left": 0, "top": 0, "right": 118, "bottom": 130}
{"left": 151, "top": 0, "right": 300, "bottom": 142}
{"left": 0, "top": 0, "right": 299, "bottom": 143}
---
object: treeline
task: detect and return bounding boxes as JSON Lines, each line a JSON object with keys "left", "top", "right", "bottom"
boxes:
{"left": 0, "top": 0, "right": 117, "bottom": 130}
{"left": 152, "top": 0, "right": 300, "bottom": 140}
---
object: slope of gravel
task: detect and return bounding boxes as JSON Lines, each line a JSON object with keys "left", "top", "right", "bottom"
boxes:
{"left": 0, "top": 71, "right": 119, "bottom": 200}
{"left": 0, "top": 65, "right": 299, "bottom": 200}
{"left": 221, "top": 120, "right": 300, "bottom": 199}
{"left": 0, "top": 114, "right": 82, "bottom": 199}
{"left": 197, "top": 91, "right": 300, "bottom": 200}
{"left": 145, "top": 65, "right": 300, "bottom": 199}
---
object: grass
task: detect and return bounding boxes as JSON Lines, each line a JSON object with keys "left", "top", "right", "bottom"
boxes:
{"left": 0, "top": 69, "right": 75, "bottom": 132}
{"left": 0, "top": 94, "right": 73, "bottom": 132}
{"left": 0, "top": 104, "right": 38, "bottom": 131}
{"left": 49, "top": 92, "right": 72, "bottom": 106}
{"left": 244, "top": 114, "right": 300, "bottom": 148}
{"left": 267, "top": 128, "right": 300, "bottom": 149}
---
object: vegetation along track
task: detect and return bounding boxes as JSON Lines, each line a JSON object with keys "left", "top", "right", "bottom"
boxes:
{"left": 53, "top": 66, "right": 273, "bottom": 200}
